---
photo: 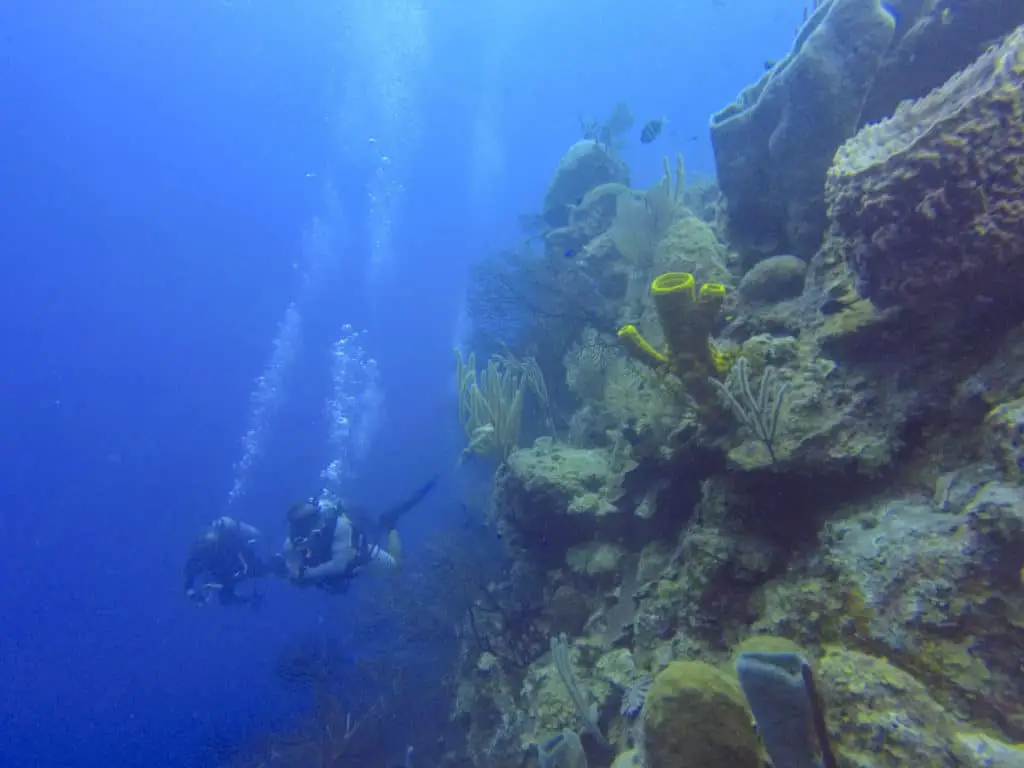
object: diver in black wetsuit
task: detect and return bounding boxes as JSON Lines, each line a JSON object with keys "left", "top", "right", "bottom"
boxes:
{"left": 183, "top": 517, "right": 285, "bottom": 606}
{"left": 282, "top": 475, "right": 438, "bottom": 593}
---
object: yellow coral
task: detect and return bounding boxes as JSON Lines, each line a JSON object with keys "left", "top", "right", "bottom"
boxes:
{"left": 617, "top": 324, "right": 670, "bottom": 369}
{"left": 618, "top": 272, "right": 729, "bottom": 409}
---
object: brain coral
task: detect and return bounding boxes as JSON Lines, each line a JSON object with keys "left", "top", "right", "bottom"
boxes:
{"left": 825, "top": 26, "right": 1024, "bottom": 311}
{"left": 641, "top": 661, "right": 761, "bottom": 768}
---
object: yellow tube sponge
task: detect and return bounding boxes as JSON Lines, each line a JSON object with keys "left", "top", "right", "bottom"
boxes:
{"left": 648, "top": 272, "right": 727, "bottom": 374}
{"left": 651, "top": 272, "right": 699, "bottom": 365}
{"left": 617, "top": 324, "right": 670, "bottom": 369}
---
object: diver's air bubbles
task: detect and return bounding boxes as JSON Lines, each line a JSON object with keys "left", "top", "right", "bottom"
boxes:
{"left": 227, "top": 302, "right": 302, "bottom": 506}
{"left": 320, "top": 326, "right": 383, "bottom": 494}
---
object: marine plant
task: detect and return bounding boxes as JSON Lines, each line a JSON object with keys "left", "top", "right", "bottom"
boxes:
{"left": 608, "top": 154, "right": 686, "bottom": 269}
{"left": 456, "top": 349, "right": 526, "bottom": 461}
{"left": 709, "top": 356, "right": 788, "bottom": 463}
{"left": 465, "top": 242, "right": 617, "bottom": 397}
{"left": 465, "top": 571, "right": 548, "bottom": 669}
{"left": 550, "top": 633, "right": 610, "bottom": 747}
{"left": 492, "top": 347, "right": 554, "bottom": 434}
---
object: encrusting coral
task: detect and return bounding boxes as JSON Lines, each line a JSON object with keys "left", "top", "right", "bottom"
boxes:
{"left": 827, "top": 25, "right": 1024, "bottom": 313}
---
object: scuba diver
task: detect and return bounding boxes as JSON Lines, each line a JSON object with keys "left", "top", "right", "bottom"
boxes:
{"left": 183, "top": 516, "right": 285, "bottom": 606}
{"left": 283, "top": 475, "right": 439, "bottom": 593}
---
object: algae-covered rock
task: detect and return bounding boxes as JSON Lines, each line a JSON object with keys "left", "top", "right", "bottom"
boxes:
{"left": 547, "top": 584, "right": 593, "bottom": 637}
{"left": 543, "top": 141, "right": 629, "bottom": 228}
{"left": 641, "top": 660, "right": 761, "bottom": 768}
{"left": 738, "top": 254, "right": 807, "bottom": 304}
{"left": 817, "top": 646, "right": 968, "bottom": 767}
{"left": 495, "top": 439, "right": 658, "bottom": 570}
{"left": 984, "top": 397, "right": 1024, "bottom": 481}
{"left": 653, "top": 215, "right": 732, "bottom": 283}
{"left": 453, "top": 658, "right": 527, "bottom": 767}
{"left": 566, "top": 541, "right": 625, "bottom": 579}
{"left": 610, "top": 749, "right": 639, "bottom": 768}
{"left": 957, "top": 732, "right": 1024, "bottom": 768}
{"left": 822, "top": 487, "right": 1024, "bottom": 737}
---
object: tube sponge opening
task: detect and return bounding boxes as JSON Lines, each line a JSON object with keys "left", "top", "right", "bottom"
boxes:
{"left": 651, "top": 271, "right": 697, "bottom": 302}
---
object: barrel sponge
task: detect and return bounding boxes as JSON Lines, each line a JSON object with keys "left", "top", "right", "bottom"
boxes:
{"left": 641, "top": 661, "right": 762, "bottom": 768}
{"left": 710, "top": 0, "right": 899, "bottom": 258}
{"left": 826, "top": 26, "right": 1024, "bottom": 311}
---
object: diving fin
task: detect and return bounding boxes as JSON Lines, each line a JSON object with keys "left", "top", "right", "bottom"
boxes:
{"left": 377, "top": 474, "right": 439, "bottom": 531}
{"left": 388, "top": 530, "right": 403, "bottom": 569}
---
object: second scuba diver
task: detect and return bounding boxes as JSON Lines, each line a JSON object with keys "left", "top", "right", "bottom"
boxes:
{"left": 283, "top": 475, "right": 439, "bottom": 593}
{"left": 183, "top": 516, "right": 286, "bottom": 606}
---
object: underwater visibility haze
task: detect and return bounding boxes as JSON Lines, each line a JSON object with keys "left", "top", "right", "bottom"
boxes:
{"left": 3, "top": 0, "right": 1024, "bottom": 766}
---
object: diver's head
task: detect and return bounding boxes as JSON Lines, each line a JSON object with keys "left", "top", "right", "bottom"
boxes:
{"left": 288, "top": 501, "right": 321, "bottom": 543}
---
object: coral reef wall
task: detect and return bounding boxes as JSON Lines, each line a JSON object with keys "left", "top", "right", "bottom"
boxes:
{"left": 449, "top": 24, "right": 1024, "bottom": 768}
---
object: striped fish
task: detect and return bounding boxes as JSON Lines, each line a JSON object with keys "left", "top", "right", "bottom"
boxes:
{"left": 640, "top": 117, "right": 664, "bottom": 144}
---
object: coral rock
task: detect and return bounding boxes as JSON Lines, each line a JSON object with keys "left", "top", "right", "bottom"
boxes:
{"left": 827, "top": 27, "right": 1024, "bottom": 312}
{"left": 738, "top": 254, "right": 807, "bottom": 304}
{"left": 495, "top": 439, "right": 639, "bottom": 569}
{"left": 824, "top": 488, "right": 1024, "bottom": 737}
{"left": 543, "top": 141, "right": 629, "bottom": 228}
{"left": 642, "top": 660, "right": 761, "bottom": 768}
{"left": 711, "top": 0, "right": 901, "bottom": 257}
{"left": 984, "top": 397, "right": 1024, "bottom": 480}
{"left": 817, "top": 646, "right": 969, "bottom": 767}
{"left": 712, "top": 0, "right": 1024, "bottom": 260}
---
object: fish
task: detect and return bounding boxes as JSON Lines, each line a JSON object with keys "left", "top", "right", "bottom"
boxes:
{"left": 640, "top": 118, "right": 665, "bottom": 144}
{"left": 764, "top": 58, "right": 778, "bottom": 70}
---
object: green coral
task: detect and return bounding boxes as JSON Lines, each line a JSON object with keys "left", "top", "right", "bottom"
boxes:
{"left": 641, "top": 660, "right": 762, "bottom": 768}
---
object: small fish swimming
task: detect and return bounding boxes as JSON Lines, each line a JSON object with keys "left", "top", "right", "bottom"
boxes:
{"left": 640, "top": 118, "right": 664, "bottom": 144}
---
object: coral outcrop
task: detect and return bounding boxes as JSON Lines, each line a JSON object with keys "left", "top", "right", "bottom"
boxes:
{"left": 543, "top": 141, "right": 630, "bottom": 229}
{"left": 641, "top": 661, "right": 761, "bottom": 768}
{"left": 737, "top": 254, "right": 806, "bottom": 305}
{"left": 711, "top": 0, "right": 1024, "bottom": 261}
{"left": 712, "top": 0, "right": 899, "bottom": 258}
{"left": 827, "top": 25, "right": 1024, "bottom": 314}
{"left": 493, "top": 438, "right": 653, "bottom": 571}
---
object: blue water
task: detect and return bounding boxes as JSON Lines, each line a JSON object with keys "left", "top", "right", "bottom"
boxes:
{"left": 0, "top": 2, "right": 794, "bottom": 765}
